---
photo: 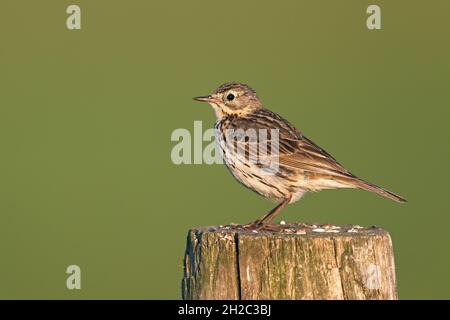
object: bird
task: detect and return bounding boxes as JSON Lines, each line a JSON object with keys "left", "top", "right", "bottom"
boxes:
{"left": 193, "top": 82, "right": 406, "bottom": 229}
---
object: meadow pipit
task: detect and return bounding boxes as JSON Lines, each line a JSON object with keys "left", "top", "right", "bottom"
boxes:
{"left": 194, "top": 82, "right": 406, "bottom": 229}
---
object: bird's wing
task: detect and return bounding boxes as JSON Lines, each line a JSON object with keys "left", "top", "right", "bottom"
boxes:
{"left": 278, "top": 134, "right": 355, "bottom": 178}
{"left": 230, "top": 108, "right": 355, "bottom": 178}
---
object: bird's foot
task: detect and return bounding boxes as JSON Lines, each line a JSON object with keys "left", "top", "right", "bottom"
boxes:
{"left": 242, "top": 222, "right": 262, "bottom": 230}
{"left": 242, "top": 221, "right": 282, "bottom": 232}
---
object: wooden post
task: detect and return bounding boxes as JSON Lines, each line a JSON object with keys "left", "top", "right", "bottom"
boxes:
{"left": 181, "top": 224, "right": 397, "bottom": 300}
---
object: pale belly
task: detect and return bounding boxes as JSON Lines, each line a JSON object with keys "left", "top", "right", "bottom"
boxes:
{"left": 215, "top": 127, "right": 306, "bottom": 203}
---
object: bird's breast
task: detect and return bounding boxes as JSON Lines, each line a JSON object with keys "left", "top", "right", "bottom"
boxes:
{"left": 214, "top": 122, "right": 304, "bottom": 202}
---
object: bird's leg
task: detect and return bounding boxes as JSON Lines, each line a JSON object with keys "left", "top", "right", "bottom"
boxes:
{"left": 244, "top": 195, "right": 292, "bottom": 230}
{"left": 261, "top": 194, "right": 292, "bottom": 225}
{"left": 243, "top": 204, "right": 281, "bottom": 229}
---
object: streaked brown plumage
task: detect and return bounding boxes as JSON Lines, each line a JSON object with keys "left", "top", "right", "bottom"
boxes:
{"left": 194, "top": 82, "right": 406, "bottom": 228}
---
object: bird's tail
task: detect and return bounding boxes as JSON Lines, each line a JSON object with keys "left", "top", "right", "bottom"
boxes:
{"left": 351, "top": 178, "right": 407, "bottom": 203}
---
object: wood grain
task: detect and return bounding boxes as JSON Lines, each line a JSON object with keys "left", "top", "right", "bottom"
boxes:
{"left": 182, "top": 224, "right": 397, "bottom": 300}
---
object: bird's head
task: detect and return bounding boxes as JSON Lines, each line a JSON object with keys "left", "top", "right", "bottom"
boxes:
{"left": 193, "top": 82, "right": 262, "bottom": 118}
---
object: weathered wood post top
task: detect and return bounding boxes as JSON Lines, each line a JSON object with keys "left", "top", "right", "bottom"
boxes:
{"left": 182, "top": 223, "right": 397, "bottom": 300}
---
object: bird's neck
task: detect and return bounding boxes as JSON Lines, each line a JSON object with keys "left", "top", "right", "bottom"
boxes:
{"left": 215, "top": 105, "right": 262, "bottom": 121}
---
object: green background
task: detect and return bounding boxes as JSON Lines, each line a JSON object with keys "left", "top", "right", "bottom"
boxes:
{"left": 0, "top": 0, "right": 449, "bottom": 299}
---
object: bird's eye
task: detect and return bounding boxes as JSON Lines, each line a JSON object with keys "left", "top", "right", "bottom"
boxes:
{"left": 226, "top": 93, "right": 235, "bottom": 101}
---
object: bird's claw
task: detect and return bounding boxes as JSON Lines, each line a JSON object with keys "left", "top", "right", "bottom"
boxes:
{"left": 242, "top": 222, "right": 282, "bottom": 232}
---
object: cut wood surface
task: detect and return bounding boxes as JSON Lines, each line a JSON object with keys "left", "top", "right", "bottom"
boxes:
{"left": 182, "top": 223, "right": 397, "bottom": 300}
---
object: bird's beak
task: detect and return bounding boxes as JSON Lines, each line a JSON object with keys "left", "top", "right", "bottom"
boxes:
{"left": 193, "top": 95, "right": 216, "bottom": 103}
